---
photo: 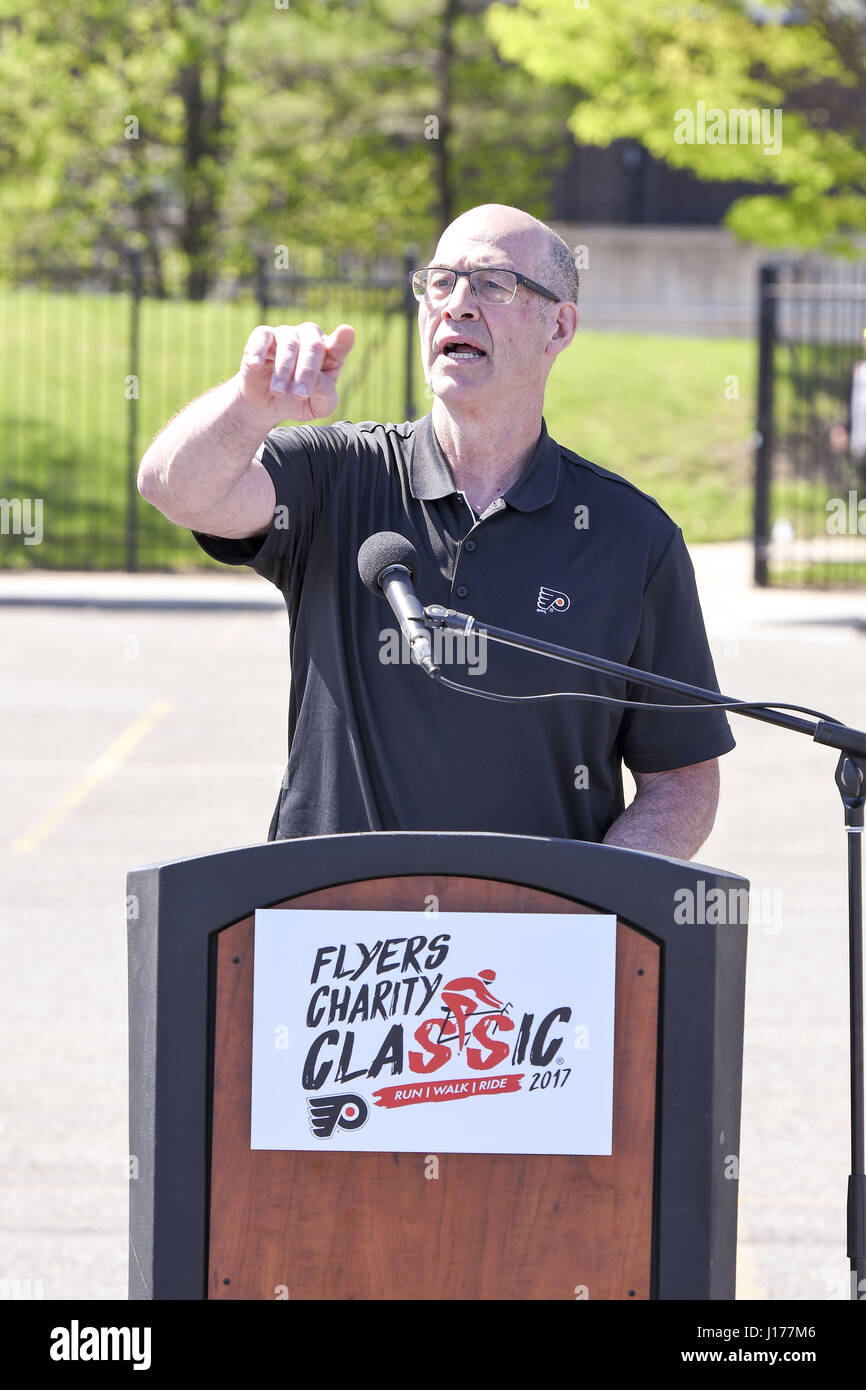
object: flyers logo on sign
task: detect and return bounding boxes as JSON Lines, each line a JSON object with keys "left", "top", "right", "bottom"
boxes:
{"left": 537, "top": 586, "right": 570, "bottom": 614}
{"left": 307, "top": 1092, "right": 369, "bottom": 1139}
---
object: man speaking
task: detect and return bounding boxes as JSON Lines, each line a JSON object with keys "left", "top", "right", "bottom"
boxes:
{"left": 138, "top": 203, "right": 734, "bottom": 857}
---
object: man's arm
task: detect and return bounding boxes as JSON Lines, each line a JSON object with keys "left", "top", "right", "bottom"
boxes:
{"left": 137, "top": 321, "right": 355, "bottom": 537}
{"left": 602, "top": 758, "right": 720, "bottom": 859}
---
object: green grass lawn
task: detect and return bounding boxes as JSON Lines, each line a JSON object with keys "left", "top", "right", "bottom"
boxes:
{"left": 0, "top": 287, "right": 757, "bottom": 569}
{"left": 543, "top": 330, "right": 756, "bottom": 543}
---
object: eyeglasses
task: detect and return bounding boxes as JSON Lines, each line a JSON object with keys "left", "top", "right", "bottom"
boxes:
{"left": 411, "top": 266, "right": 560, "bottom": 306}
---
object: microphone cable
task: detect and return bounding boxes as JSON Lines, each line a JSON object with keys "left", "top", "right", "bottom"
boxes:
{"left": 425, "top": 666, "right": 837, "bottom": 725}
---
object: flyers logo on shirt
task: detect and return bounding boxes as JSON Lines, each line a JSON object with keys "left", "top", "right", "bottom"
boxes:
{"left": 537, "top": 586, "right": 570, "bottom": 614}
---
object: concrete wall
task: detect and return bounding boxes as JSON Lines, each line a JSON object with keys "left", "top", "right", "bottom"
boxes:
{"left": 550, "top": 223, "right": 776, "bottom": 337}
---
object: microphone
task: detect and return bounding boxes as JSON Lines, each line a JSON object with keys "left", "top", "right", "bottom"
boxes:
{"left": 357, "top": 532, "right": 438, "bottom": 676}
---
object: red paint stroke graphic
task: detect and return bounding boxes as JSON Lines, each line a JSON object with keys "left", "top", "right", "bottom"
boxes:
{"left": 373, "top": 1073, "right": 523, "bottom": 1109}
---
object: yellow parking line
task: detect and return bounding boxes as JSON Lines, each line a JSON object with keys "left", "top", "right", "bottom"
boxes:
{"left": 11, "top": 699, "right": 173, "bottom": 852}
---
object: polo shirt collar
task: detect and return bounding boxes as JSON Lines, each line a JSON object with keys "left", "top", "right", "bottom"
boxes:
{"left": 409, "top": 412, "right": 560, "bottom": 512}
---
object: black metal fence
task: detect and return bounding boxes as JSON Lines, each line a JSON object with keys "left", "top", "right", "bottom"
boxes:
{"left": 0, "top": 248, "right": 418, "bottom": 571}
{"left": 754, "top": 258, "right": 866, "bottom": 587}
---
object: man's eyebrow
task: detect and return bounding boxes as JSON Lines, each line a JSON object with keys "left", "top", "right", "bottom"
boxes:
{"left": 426, "top": 260, "right": 517, "bottom": 271}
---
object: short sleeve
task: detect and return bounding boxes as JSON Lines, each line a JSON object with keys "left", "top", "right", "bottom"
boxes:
{"left": 190, "top": 421, "right": 352, "bottom": 592}
{"left": 618, "top": 528, "right": 736, "bottom": 773}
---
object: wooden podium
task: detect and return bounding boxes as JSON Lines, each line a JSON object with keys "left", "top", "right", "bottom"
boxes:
{"left": 127, "top": 832, "right": 748, "bottom": 1301}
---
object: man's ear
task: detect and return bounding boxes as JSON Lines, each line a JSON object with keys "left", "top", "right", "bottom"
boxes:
{"left": 547, "top": 303, "right": 578, "bottom": 355}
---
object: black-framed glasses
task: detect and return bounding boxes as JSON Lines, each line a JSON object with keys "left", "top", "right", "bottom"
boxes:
{"left": 411, "top": 266, "right": 560, "bottom": 306}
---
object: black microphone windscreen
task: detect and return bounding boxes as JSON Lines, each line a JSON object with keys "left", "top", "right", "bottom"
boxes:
{"left": 357, "top": 531, "right": 420, "bottom": 595}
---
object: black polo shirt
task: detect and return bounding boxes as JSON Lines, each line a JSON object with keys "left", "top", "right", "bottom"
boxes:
{"left": 192, "top": 413, "right": 734, "bottom": 842}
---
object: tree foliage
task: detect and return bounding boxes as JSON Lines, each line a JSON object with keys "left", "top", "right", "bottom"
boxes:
{"left": 487, "top": 0, "right": 866, "bottom": 250}
{"left": 0, "top": 0, "right": 578, "bottom": 296}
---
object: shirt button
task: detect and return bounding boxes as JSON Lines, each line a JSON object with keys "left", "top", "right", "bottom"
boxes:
{"left": 456, "top": 585, "right": 469, "bottom": 599}
{"left": 464, "top": 539, "right": 476, "bottom": 552}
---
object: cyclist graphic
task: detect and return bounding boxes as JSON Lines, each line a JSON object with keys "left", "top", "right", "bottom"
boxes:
{"left": 439, "top": 969, "right": 507, "bottom": 1052}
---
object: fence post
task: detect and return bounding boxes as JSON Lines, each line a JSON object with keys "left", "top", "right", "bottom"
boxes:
{"left": 255, "top": 252, "right": 269, "bottom": 319}
{"left": 403, "top": 246, "right": 417, "bottom": 422}
{"left": 126, "top": 248, "right": 142, "bottom": 573}
{"left": 753, "top": 264, "right": 778, "bottom": 587}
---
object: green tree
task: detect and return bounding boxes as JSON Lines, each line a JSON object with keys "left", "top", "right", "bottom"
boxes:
{"left": 487, "top": 0, "right": 866, "bottom": 250}
{"left": 0, "top": 0, "right": 256, "bottom": 297}
{"left": 0, "top": 0, "right": 579, "bottom": 297}
{"left": 225, "top": 0, "right": 579, "bottom": 270}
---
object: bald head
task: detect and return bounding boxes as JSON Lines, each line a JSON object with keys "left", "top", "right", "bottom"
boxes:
{"left": 435, "top": 203, "right": 579, "bottom": 308}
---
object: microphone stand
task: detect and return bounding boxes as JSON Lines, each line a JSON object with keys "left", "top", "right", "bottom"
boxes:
{"left": 423, "top": 600, "right": 866, "bottom": 1301}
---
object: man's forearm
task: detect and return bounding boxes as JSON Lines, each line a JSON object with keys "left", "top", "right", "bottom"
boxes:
{"left": 603, "top": 760, "right": 720, "bottom": 860}
{"left": 137, "top": 373, "right": 279, "bottom": 520}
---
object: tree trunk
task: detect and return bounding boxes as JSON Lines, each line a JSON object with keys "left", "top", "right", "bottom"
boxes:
{"left": 434, "top": 0, "right": 459, "bottom": 236}
{"left": 177, "top": 39, "right": 229, "bottom": 301}
{"left": 178, "top": 61, "right": 210, "bottom": 300}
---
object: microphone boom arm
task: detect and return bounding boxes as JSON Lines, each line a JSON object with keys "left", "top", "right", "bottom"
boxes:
{"left": 423, "top": 598, "right": 866, "bottom": 1296}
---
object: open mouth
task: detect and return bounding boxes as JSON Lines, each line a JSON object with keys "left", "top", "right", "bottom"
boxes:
{"left": 440, "top": 341, "right": 487, "bottom": 361}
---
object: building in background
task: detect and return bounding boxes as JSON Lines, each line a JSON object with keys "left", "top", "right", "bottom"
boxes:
{"left": 549, "top": 137, "right": 786, "bottom": 336}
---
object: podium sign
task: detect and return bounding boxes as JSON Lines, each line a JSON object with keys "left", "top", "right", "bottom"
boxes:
{"left": 127, "top": 833, "right": 748, "bottom": 1299}
{"left": 251, "top": 908, "right": 617, "bottom": 1156}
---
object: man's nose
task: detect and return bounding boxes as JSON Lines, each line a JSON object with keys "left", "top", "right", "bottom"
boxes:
{"left": 442, "top": 276, "right": 479, "bottom": 318}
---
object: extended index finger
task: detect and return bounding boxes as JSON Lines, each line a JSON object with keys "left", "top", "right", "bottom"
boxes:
{"left": 321, "top": 323, "right": 356, "bottom": 373}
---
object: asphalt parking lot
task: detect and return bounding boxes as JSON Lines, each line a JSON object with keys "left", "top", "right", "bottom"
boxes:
{"left": 0, "top": 543, "right": 864, "bottom": 1300}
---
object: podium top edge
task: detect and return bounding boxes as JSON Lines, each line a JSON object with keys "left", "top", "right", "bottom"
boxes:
{"left": 127, "top": 830, "right": 747, "bottom": 887}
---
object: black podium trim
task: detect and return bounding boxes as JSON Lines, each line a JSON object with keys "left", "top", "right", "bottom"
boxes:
{"left": 126, "top": 831, "right": 748, "bottom": 1301}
